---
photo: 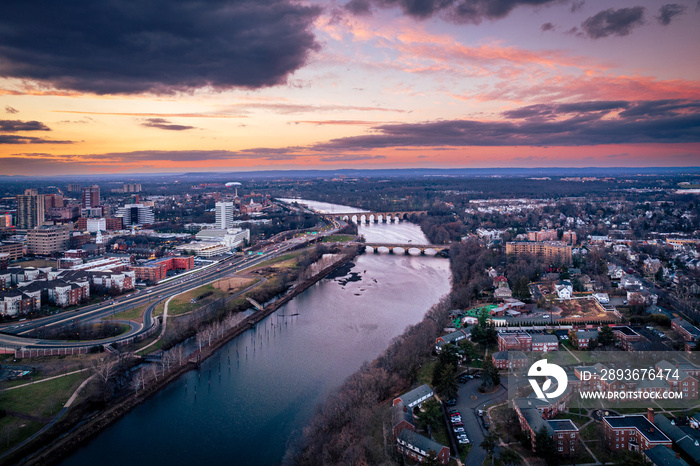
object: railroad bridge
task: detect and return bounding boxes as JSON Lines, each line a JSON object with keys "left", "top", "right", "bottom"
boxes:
{"left": 320, "top": 211, "right": 427, "bottom": 224}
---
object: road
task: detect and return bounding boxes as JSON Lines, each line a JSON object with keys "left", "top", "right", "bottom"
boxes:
{"left": 0, "top": 223, "right": 342, "bottom": 350}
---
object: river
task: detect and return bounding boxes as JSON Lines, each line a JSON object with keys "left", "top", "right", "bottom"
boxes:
{"left": 62, "top": 201, "right": 449, "bottom": 466}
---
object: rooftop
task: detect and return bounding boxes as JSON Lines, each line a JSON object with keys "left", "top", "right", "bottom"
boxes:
{"left": 604, "top": 415, "right": 671, "bottom": 443}
{"left": 397, "top": 429, "right": 446, "bottom": 454}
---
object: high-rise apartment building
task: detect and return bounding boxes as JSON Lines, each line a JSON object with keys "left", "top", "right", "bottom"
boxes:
{"left": 116, "top": 204, "right": 154, "bottom": 227}
{"left": 67, "top": 183, "right": 81, "bottom": 193}
{"left": 44, "top": 193, "right": 64, "bottom": 209}
{"left": 505, "top": 241, "right": 572, "bottom": 265}
{"left": 82, "top": 185, "right": 100, "bottom": 208}
{"left": 27, "top": 224, "right": 72, "bottom": 255}
{"left": 215, "top": 202, "right": 235, "bottom": 229}
{"left": 16, "top": 189, "right": 45, "bottom": 229}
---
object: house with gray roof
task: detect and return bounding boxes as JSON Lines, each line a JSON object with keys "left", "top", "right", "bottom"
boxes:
{"left": 654, "top": 414, "right": 700, "bottom": 465}
{"left": 392, "top": 384, "right": 433, "bottom": 409}
{"left": 644, "top": 445, "right": 689, "bottom": 466}
{"left": 396, "top": 429, "right": 450, "bottom": 465}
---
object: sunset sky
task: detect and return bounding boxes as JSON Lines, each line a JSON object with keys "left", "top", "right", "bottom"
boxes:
{"left": 1, "top": 0, "right": 699, "bottom": 175}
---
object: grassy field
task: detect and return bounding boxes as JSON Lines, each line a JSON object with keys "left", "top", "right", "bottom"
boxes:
{"left": 0, "top": 371, "right": 88, "bottom": 417}
{"left": 11, "top": 259, "right": 56, "bottom": 269}
{"left": 321, "top": 235, "right": 355, "bottom": 243}
{"left": 0, "top": 418, "right": 44, "bottom": 454}
{"left": 417, "top": 361, "right": 437, "bottom": 386}
{"left": 166, "top": 284, "right": 227, "bottom": 316}
{"left": 166, "top": 277, "right": 257, "bottom": 316}
{"left": 104, "top": 303, "right": 149, "bottom": 323}
{"left": 0, "top": 371, "right": 89, "bottom": 454}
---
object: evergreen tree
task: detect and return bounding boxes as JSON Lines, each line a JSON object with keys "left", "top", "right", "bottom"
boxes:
{"left": 480, "top": 356, "right": 501, "bottom": 390}
{"left": 499, "top": 449, "right": 522, "bottom": 466}
{"left": 598, "top": 326, "right": 615, "bottom": 347}
{"left": 534, "top": 426, "right": 558, "bottom": 466}
{"left": 435, "top": 363, "right": 458, "bottom": 399}
{"left": 416, "top": 399, "right": 442, "bottom": 432}
{"left": 513, "top": 275, "right": 532, "bottom": 301}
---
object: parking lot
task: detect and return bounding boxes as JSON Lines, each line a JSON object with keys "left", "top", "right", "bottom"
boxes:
{"left": 445, "top": 374, "right": 508, "bottom": 464}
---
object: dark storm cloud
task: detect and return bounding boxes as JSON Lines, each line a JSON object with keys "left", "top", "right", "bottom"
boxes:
{"left": 310, "top": 99, "right": 700, "bottom": 150}
{"left": 656, "top": 3, "right": 687, "bottom": 25}
{"left": 581, "top": 7, "right": 645, "bottom": 38}
{"left": 0, "top": 120, "right": 51, "bottom": 132}
{"left": 0, "top": 0, "right": 321, "bottom": 94}
{"left": 344, "top": 0, "right": 561, "bottom": 24}
{"left": 503, "top": 101, "right": 630, "bottom": 119}
{"left": 540, "top": 22, "right": 556, "bottom": 31}
{"left": 0, "top": 135, "right": 73, "bottom": 144}
{"left": 141, "top": 118, "right": 195, "bottom": 131}
{"left": 4, "top": 106, "right": 18, "bottom": 114}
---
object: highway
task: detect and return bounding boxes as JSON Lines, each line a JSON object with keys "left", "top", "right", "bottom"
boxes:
{"left": 0, "top": 225, "right": 338, "bottom": 350}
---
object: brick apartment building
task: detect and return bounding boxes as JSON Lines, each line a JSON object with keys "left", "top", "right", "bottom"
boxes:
{"left": 498, "top": 332, "right": 558, "bottom": 352}
{"left": 396, "top": 430, "right": 450, "bottom": 465}
{"left": 131, "top": 255, "right": 195, "bottom": 282}
{"left": 505, "top": 241, "right": 572, "bottom": 265}
{"left": 672, "top": 318, "right": 700, "bottom": 342}
{"left": 603, "top": 410, "right": 672, "bottom": 453}
{"left": 569, "top": 329, "right": 598, "bottom": 349}
{"left": 610, "top": 326, "right": 646, "bottom": 350}
{"left": 513, "top": 398, "right": 579, "bottom": 456}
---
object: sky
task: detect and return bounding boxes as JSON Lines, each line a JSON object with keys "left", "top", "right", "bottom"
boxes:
{"left": 0, "top": 0, "right": 699, "bottom": 176}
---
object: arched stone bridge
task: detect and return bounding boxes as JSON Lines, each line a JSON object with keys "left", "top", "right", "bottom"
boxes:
{"left": 320, "top": 211, "right": 427, "bottom": 224}
{"left": 361, "top": 242, "right": 449, "bottom": 256}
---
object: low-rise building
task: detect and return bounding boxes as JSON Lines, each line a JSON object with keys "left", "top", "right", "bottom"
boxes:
{"left": 603, "top": 412, "right": 671, "bottom": 452}
{"left": 569, "top": 329, "right": 598, "bottom": 349}
{"left": 130, "top": 255, "right": 194, "bottom": 283}
{"left": 611, "top": 326, "right": 645, "bottom": 350}
{"left": 396, "top": 429, "right": 450, "bottom": 465}
{"left": 435, "top": 328, "right": 470, "bottom": 352}
{"left": 513, "top": 399, "right": 579, "bottom": 455}
{"left": 393, "top": 384, "right": 434, "bottom": 409}
{"left": 492, "top": 351, "right": 528, "bottom": 370}
{"left": 391, "top": 401, "right": 415, "bottom": 440}
{"left": 672, "top": 318, "right": 700, "bottom": 342}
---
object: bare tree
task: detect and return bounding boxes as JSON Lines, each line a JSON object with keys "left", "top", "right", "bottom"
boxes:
{"left": 91, "top": 357, "right": 117, "bottom": 386}
{"left": 132, "top": 368, "right": 146, "bottom": 393}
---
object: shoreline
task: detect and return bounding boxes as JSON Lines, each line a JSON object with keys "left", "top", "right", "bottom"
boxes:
{"left": 10, "top": 248, "right": 360, "bottom": 466}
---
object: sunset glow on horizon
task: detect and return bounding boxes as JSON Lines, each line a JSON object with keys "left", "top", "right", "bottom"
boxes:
{"left": 1, "top": 0, "right": 699, "bottom": 176}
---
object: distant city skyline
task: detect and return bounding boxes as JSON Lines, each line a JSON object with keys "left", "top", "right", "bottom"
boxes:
{"left": 0, "top": 0, "right": 698, "bottom": 175}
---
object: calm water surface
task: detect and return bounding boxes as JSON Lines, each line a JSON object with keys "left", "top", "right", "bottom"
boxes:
{"left": 63, "top": 202, "right": 449, "bottom": 466}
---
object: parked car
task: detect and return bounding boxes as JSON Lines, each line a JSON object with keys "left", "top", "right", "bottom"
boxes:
{"left": 452, "top": 422, "right": 464, "bottom": 428}
{"left": 477, "top": 409, "right": 484, "bottom": 416}
{"left": 451, "top": 417, "right": 462, "bottom": 423}
{"left": 449, "top": 409, "right": 460, "bottom": 415}
{"left": 482, "top": 419, "right": 490, "bottom": 429}
{"left": 453, "top": 427, "right": 465, "bottom": 433}
{"left": 445, "top": 398, "right": 457, "bottom": 406}
{"left": 457, "top": 437, "right": 470, "bottom": 445}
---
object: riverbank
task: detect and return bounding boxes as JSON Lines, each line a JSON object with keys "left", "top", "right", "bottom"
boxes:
{"left": 8, "top": 248, "right": 360, "bottom": 466}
